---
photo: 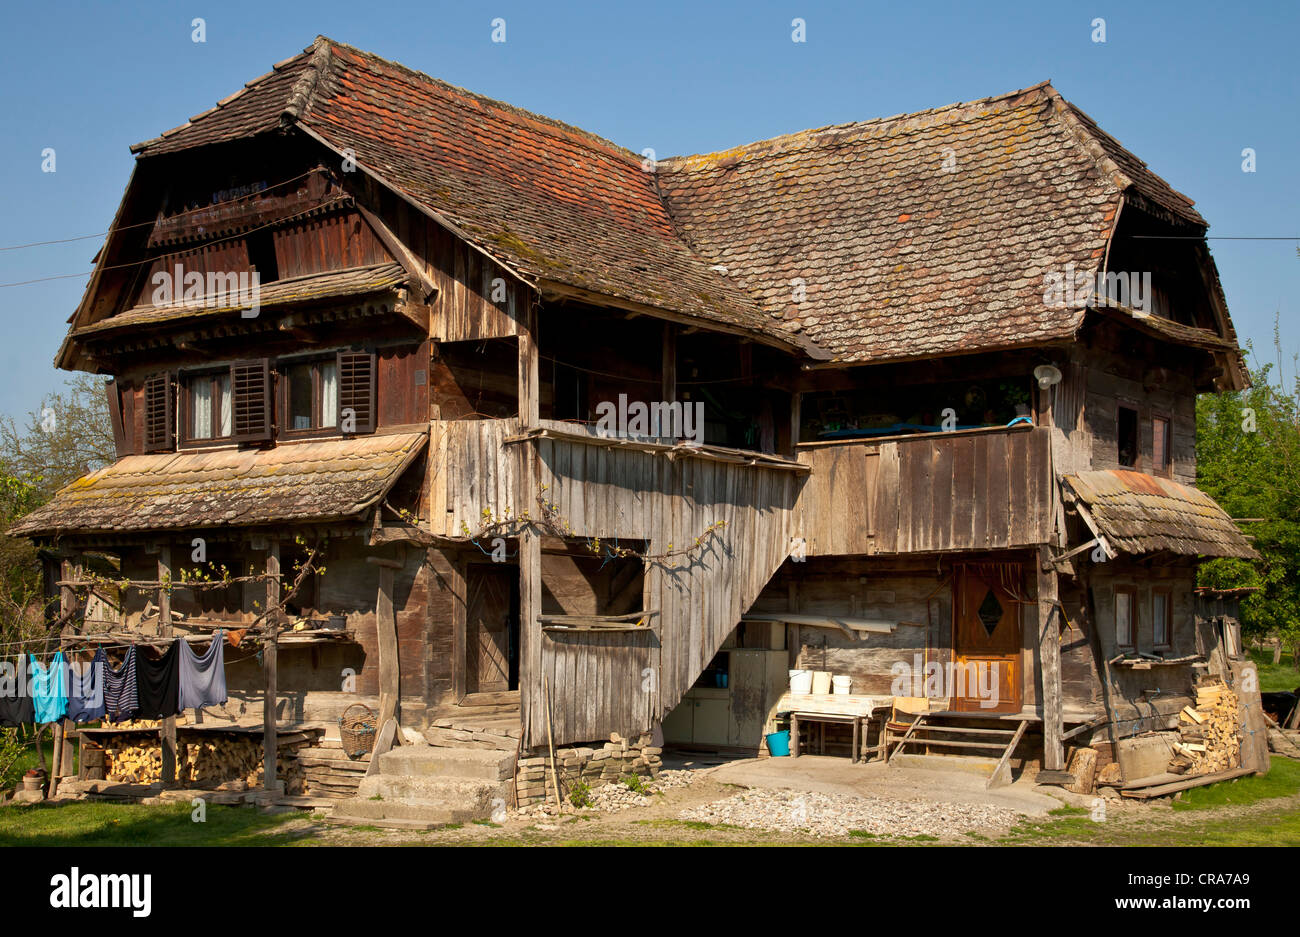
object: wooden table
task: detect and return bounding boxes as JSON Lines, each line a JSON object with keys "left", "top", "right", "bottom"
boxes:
{"left": 779, "top": 694, "right": 894, "bottom": 764}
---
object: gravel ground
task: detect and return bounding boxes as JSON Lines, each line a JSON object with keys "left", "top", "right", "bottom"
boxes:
{"left": 516, "top": 769, "right": 696, "bottom": 818}
{"left": 679, "top": 787, "right": 1026, "bottom": 838}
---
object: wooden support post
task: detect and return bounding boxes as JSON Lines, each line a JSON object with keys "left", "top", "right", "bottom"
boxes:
{"left": 263, "top": 541, "right": 279, "bottom": 791}
{"left": 49, "top": 560, "right": 78, "bottom": 797}
{"left": 158, "top": 547, "right": 177, "bottom": 788}
{"left": 367, "top": 552, "right": 404, "bottom": 732}
{"left": 791, "top": 391, "right": 802, "bottom": 449}
{"left": 661, "top": 322, "right": 676, "bottom": 406}
{"left": 1037, "top": 545, "right": 1064, "bottom": 771}
{"left": 517, "top": 294, "right": 541, "bottom": 745}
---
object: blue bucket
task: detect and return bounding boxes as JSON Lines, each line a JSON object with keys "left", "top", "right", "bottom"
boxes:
{"left": 766, "top": 729, "right": 791, "bottom": 757}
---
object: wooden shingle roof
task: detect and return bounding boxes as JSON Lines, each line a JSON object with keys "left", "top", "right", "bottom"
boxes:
{"left": 1062, "top": 470, "right": 1257, "bottom": 560}
{"left": 8, "top": 432, "right": 426, "bottom": 538}
{"left": 126, "top": 37, "right": 1228, "bottom": 366}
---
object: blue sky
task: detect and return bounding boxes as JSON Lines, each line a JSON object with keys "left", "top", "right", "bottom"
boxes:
{"left": 0, "top": 0, "right": 1295, "bottom": 418}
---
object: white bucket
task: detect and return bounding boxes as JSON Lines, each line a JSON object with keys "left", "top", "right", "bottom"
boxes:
{"left": 811, "top": 671, "right": 833, "bottom": 695}
{"left": 788, "top": 669, "right": 813, "bottom": 695}
{"left": 832, "top": 675, "right": 853, "bottom": 695}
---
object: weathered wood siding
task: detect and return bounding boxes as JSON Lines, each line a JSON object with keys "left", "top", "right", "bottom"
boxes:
{"left": 428, "top": 419, "right": 522, "bottom": 537}
{"left": 523, "top": 431, "right": 800, "bottom": 747}
{"left": 794, "top": 426, "right": 1053, "bottom": 556}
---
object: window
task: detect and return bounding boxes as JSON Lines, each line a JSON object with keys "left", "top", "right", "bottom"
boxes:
{"left": 182, "top": 372, "right": 232, "bottom": 442}
{"left": 1152, "top": 415, "right": 1172, "bottom": 476}
{"left": 281, "top": 358, "right": 338, "bottom": 434}
{"left": 1117, "top": 405, "right": 1138, "bottom": 467}
{"left": 1115, "top": 586, "right": 1136, "bottom": 649}
{"left": 1152, "top": 590, "right": 1172, "bottom": 649}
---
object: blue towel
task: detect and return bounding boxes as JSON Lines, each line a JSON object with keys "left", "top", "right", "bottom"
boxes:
{"left": 29, "top": 653, "right": 69, "bottom": 724}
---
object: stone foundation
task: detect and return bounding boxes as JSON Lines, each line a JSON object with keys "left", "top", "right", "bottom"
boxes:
{"left": 514, "top": 732, "right": 663, "bottom": 807}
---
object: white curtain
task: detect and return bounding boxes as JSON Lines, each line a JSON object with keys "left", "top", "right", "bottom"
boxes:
{"left": 217, "top": 374, "right": 232, "bottom": 437}
{"left": 191, "top": 378, "right": 212, "bottom": 439}
{"left": 320, "top": 362, "right": 338, "bottom": 428}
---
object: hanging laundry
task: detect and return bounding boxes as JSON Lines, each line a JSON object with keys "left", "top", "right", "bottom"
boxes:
{"left": 29, "top": 652, "right": 69, "bottom": 724}
{"left": 67, "top": 648, "right": 107, "bottom": 723}
{"left": 104, "top": 646, "right": 139, "bottom": 723}
{"left": 135, "top": 643, "right": 181, "bottom": 720}
{"left": 0, "top": 657, "right": 34, "bottom": 727}
{"left": 178, "top": 632, "right": 228, "bottom": 710}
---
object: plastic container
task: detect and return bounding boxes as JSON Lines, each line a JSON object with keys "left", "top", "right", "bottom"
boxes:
{"left": 812, "top": 671, "right": 833, "bottom": 695}
{"left": 832, "top": 675, "right": 853, "bottom": 695}
{"left": 765, "top": 730, "right": 791, "bottom": 757}
{"left": 789, "top": 669, "right": 813, "bottom": 695}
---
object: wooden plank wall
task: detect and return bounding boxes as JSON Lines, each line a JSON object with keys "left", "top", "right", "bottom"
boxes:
{"left": 794, "top": 426, "right": 1052, "bottom": 556}
{"left": 428, "top": 419, "right": 521, "bottom": 537}
{"left": 523, "top": 434, "right": 801, "bottom": 747}
{"left": 272, "top": 210, "right": 391, "bottom": 279}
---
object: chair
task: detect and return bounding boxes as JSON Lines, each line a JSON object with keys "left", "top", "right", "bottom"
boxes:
{"left": 880, "top": 697, "right": 931, "bottom": 761}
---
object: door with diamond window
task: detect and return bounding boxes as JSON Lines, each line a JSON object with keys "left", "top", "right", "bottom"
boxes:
{"left": 953, "top": 567, "right": 1022, "bottom": 713}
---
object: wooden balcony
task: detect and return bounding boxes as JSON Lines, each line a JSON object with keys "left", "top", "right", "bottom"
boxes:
{"left": 794, "top": 424, "right": 1053, "bottom": 556}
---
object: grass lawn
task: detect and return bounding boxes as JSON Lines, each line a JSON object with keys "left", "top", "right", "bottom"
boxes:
{"left": 1248, "top": 648, "right": 1300, "bottom": 693}
{"left": 1, "top": 756, "right": 1297, "bottom": 847}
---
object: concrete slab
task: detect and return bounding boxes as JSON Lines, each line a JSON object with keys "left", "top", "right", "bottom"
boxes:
{"left": 704, "top": 755, "right": 1062, "bottom": 815}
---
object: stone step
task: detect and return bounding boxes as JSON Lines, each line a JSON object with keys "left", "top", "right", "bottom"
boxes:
{"left": 330, "top": 797, "right": 481, "bottom": 825}
{"left": 378, "top": 745, "right": 515, "bottom": 781}
{"left": 890, "top": 752, "right": 1004, "bottom": 777}
{"left": 424, "top": 726, "right": 519, "bottom": 751}
{"left": 296, "top": 749, "right": 371, "bottom": 769}
{"left": 325, "top": 811, "right": 463, "bottom": 831}
{"left": 356, "top": 773, "right": 505, "bottom": 811}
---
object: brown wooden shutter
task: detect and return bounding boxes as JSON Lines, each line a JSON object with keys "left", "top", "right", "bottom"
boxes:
{"left": 337, "top": 350, "right": 376, "bottom": 434}
{"left": 142, "top": 373, "right": 175, "bottom": 452}
{"left": 230, "top": 359, "right": 272, "bottom": 443}
{"left": 105, "top": 378, "right": 128, "bottom": 458}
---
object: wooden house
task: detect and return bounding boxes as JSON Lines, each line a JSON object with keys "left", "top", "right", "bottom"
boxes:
{"left": 11, "top": 37, "right": 1261, "bottom": 812}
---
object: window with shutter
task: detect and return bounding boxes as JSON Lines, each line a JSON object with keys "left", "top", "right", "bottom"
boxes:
{"left": 337, "top": 350, "right": 376, "bottom": 434}
{"left": 230, "top": 359, "right": 272, "bottom": 443}
{"left": 142, "top": 373, "right": 175, "bottom": 452}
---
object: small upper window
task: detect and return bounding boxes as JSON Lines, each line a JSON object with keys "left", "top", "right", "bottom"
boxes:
{"left": 1152, "top": 416, "right": 1172, "bottom": 476}
{"left": 184, "top": 372, "right": 232, "bottom": 442}
{"left": 283, "top": 358, "right": 338, "bottom": 434}
{"left": 1118, "top": 405, "right": 1138, "bottom": 468}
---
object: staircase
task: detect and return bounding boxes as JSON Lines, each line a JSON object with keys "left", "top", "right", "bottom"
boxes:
{"left": 327, "top": 692, "right": 521, "bottom": 830}
{"left": 888, "top": 713, "right": 1031, "bottom": 789}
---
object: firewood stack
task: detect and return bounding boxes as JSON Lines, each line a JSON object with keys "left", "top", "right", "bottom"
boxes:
{"left": 100, "top": 732, "right": 310, "bottom": 793}
{"left": 1170, "top": 680, "right": 1242, "bottom": 775}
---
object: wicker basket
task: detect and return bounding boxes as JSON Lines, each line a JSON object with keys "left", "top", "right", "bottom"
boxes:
{"left": 339, "top": 703, "right": 378, "bottom": 759}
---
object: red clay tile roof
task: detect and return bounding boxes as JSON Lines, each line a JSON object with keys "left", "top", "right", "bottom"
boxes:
{"left": 129, "top": 37, "right": 1222, "bottom": 366}
{"left": 8, "top": 432, "right": 427, "bottom": 538}
{"left": 1062, "top": 469, "right": 1257, "bottom": 560}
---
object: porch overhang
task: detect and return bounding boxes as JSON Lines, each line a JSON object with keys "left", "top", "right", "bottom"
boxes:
{"left": 8, "top": 430, "right": 427, "bottom": 540}
{"left": 1060, "top": 469, "right": 1257, "bottom": 560}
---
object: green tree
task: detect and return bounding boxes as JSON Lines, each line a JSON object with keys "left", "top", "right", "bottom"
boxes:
{"left": 0, "top": 374, "right": 115, "bottom": 642}
{"left": 1197, "top": 347, "right": 1300, "bottom": 666}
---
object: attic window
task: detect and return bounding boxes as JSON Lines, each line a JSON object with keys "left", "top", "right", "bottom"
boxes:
{"left": 1117, "top": 405, "right": 1138, "bottom": 467}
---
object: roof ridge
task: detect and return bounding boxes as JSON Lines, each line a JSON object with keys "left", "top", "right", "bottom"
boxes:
{"left": 657, "top": 80, "right": 1056, "bottom": 169}
{"left": 308, "top": 35, "right": 646, "bottom": 165}
{"left": 1038, "top": 85, "right": 1135, "bottom": 196}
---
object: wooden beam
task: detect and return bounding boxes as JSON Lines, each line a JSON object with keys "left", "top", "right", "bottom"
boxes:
{"left": 518, "top": 292, "right": 539, "bottom": 427}
{"left": 158, "top": 546, "right": 176, "bottom": 788}
{"left": 263, "top": 541, "right": 279, "bottom": 791}
{"left": 375, "top": 548, "right": 402, "bottom": 730}
{"left": 662, "top": 322, "right": 676, "bottom": 405}
{"left": 1037, "top": 545, "right": 1064, "bottom": 772}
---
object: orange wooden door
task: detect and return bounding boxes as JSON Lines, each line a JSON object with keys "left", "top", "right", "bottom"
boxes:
{"left": 953, "top": 568, "right": 1022, "bottom": 713}
{"left": 466, "top": 565, "right": 514, "bottom": 693}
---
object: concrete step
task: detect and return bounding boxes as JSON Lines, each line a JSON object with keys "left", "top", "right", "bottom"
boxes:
{"left": 325, "top": 811, "right": 465, "bottom": 831}
{"left": 379, "top": 745, "right": 515, "bottom": 781}
{"left": 891, "top": 752, "right": 1004, "bottom": 777}
{"left": 330, "top": 797, "right": 480, "bottom": 826}
{"left": 356, "top": 773, "right": 505, "bottom": 811}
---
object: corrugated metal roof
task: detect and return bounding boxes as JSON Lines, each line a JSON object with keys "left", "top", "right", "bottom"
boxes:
{"left": 1062, "top": 469, "right": 1257, "bottom": 560}
{"left": 8, "top": 431, "right": 427, "bottom": 538}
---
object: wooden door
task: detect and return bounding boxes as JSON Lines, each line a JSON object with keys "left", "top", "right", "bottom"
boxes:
{"left": 953, "top": 567, "right": 1022, "bottom": 713}
{"left": 466, "top": 564, "right": 516, "bottom": 693}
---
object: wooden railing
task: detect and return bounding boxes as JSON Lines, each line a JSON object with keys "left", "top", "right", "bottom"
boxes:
{"left": 794, "top": 424, "right": 1053, "bottom": 555}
